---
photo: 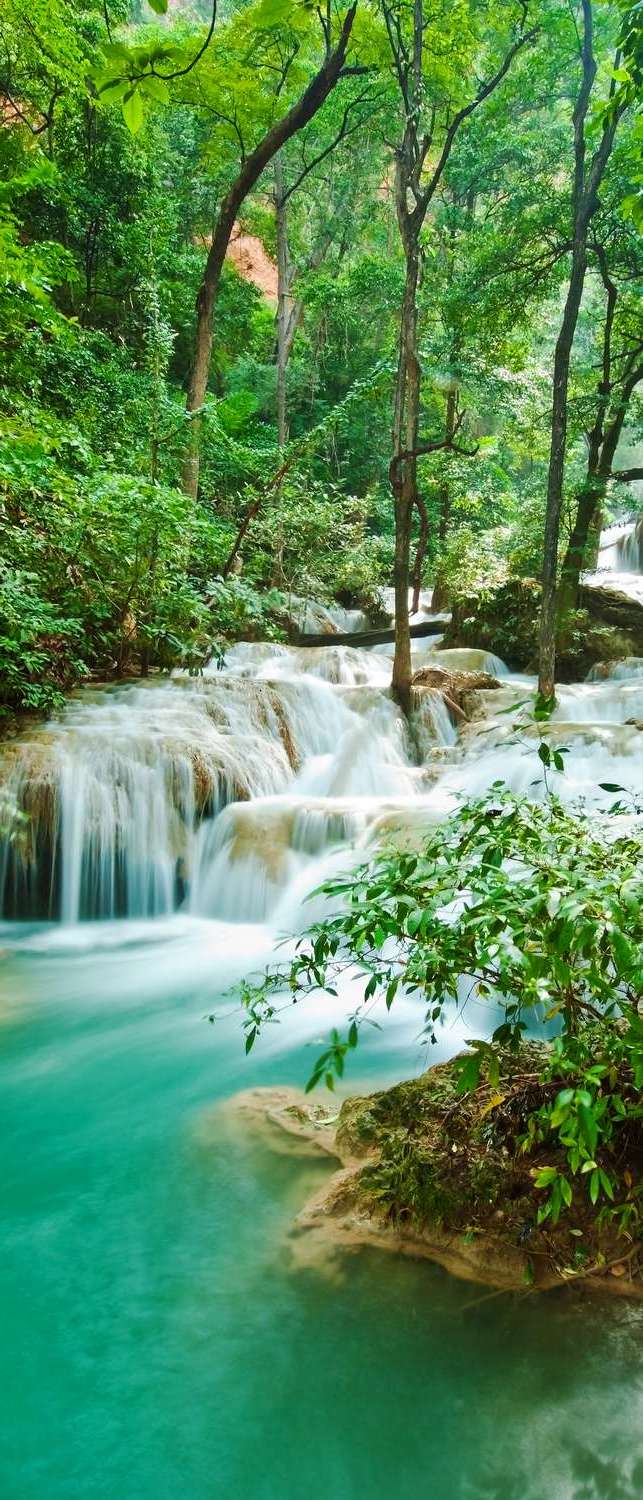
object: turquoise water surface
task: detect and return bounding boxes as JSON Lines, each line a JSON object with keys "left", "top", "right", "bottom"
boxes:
{"left": 1, "top": 918, "right": 642, "bottom": 1500}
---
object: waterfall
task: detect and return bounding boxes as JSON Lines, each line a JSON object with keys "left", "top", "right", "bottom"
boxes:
{"left": 0, "top": 644, "right": 448, "bottom": 923}
{"left": 592, "top": 517, "right": 643, "bottom": 603}
{"left": 1, "top": 621, "right": 641, "bottom": 928}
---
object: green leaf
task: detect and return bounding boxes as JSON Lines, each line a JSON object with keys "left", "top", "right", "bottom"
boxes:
{"left": 533, "top": 1166, "right": 558, "bottom": 1188}
{"left": 534, "top": 694, "right": 556, "bottom": 721}
{"left": 140, "top": 74, "right": 170, "bottom": 104}
{"left": 456, "top": 1051, "right": 483, "bottom": 1094}
{"left": 560, "top": 1176, "right": 572, "bottom": 1208}
{"left": 122, "top": 88, "right": 145, "bottom": 134}
{"left": 148, "top": 0, "right": 169, "bottom": 10}
{"left": 253, "top": 0, "right": 295, "bottom": 27}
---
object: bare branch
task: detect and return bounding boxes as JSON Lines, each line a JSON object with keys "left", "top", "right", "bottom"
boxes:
{"left": 281, "top": 89, "right": 385, "bottom": 203}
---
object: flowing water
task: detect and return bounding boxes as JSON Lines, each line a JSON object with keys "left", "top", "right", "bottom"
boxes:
{"left": 590, "top": 517, "right": 643, "bottom": 603}
{"left": 1, "top": 574, "right": 643, "bottom": 1499}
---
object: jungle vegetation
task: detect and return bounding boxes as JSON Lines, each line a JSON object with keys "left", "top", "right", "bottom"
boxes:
{"left": 0, "top": 0, "right": 641, "bottom": 716}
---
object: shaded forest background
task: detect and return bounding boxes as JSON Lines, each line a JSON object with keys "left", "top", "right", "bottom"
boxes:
{"left": 0, "top": 0, "right": 641, "bottom": 714}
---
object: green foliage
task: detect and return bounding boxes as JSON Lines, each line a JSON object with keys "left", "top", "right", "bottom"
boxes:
{"left": 240, "top": 789, "right": 643, "bottom": 1236}
{"left": 0, "top": 0, "right": 640, "bottom": 711}
{"left": 0, "top": 565, "right": 85, "bottom": 716}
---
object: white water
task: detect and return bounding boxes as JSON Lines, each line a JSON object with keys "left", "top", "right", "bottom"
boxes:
{"left": 1, "top": 553, "right": 642, "bottom": 929}
{"left": 589, "top": 517, "right": 643, "bottom": 603}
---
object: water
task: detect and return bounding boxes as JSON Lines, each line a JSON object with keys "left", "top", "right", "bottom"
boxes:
{"left": 589, "top": 517, "right": 643, "bottom": 603}
{"left": 1, "top": 581, "right": 643, "bottom": 1498}
{"left": 2, "top": 924, "right": 642, "bottom": 1500}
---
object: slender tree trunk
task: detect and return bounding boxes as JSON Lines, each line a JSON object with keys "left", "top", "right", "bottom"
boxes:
{"left": 558, "top": 479, "right": 605, "bottom": 612}
{"left": 430, "top": 386, "right": 457, "bottom": 611}
{"left": 181, "top": 3, "right": 357, "bottom": 499}
{"left": 182, "top": 197, "right": 236, "bottom": 499}
{"left": 274, "top": 157, "right": 290, "bottom": 447}
{"left": 411, "top": 495, "right": 428, "bottom": 613}
{"left": 538, "top": 0, "right": 623, "bottom": 699}
{"left": 558, "top": 285, "right": 640, "bottom": 611}
{"left": 538, "top": 242, "right": 591, "bottom": 700}
{"left": 383, "top": 0, "right": 534, "bottom": 708}
{"left": 391, "top": 245, "right": 420, "bottom": 713}
{"left": 558, "top": 399, "right": 633, "bottom": 612}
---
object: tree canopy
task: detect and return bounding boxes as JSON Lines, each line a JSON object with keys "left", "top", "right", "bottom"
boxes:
{"left": 0, "top": 0, "right": 641, "bottom": 713}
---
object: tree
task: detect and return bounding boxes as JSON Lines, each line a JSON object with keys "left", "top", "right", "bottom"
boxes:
{"left": 238, "top": 788, "right": 643, "bottom": 1238}
{"left": 271, "top": 80, "right": 383, "bottom": 445}
{"left": 382, "top": 0, "right": 537, "bottom": 711}
{"left": 181, "top": 3, "right": 359, "bottom": 498}
{"left": 537, "top": 0, "right": 628, "bottom": 702}
{"left": 557, "top": 131, "right": 643, "bottom": 611}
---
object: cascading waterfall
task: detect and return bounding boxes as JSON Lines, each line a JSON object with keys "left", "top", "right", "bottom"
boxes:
{"left": 591, "top": 516, "right": 643, "bottom": 603}
{"left": 1, "top": 606, "right": 642, "bottom": 929}
{"left": 0, "top": 643, "right": 439, "bottom": 923}
{"left": 597, "top": 517, "right": 643, "bottom": 575}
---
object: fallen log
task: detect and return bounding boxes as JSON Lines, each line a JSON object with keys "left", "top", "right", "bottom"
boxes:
{"left": 297, "top": 619, "right": 446, "bottom": 648}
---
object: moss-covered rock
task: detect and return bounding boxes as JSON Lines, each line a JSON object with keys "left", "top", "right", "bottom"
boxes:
{"left": 229, "top": 1051, "right": 643, "bottom": 1296}
{"left": 445, "top": 577, "right": 642, "bottom": 679}
{"left": 444, "top": 578, "right": 542, "bottom": 670}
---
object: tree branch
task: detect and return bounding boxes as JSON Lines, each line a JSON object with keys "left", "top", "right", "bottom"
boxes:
{"left": 418, "top": 20, "right": 539, "bottom": 215}
{"left": 389, "top": 427, "right": 479, "bottom": 485}
{"left": 281, "top": 88, "right": 384, "bottom": 203}
{"left": 154, "top": 0, "right": 218, "bottom": 80}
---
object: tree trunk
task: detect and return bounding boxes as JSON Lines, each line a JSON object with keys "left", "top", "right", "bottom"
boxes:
{"left": 558, "top": 341, "right": 641, "bottom": 613}
{"left": 391, "top": 245, "right": 420, "bottom": 714}
{"left": 557, "top": 472, "right": 607, "bottom": 615}
{"left": 430, "top": 386, "right": 457, "bottom": 611}
{"left": 538, "top": 242, "right": 591, "bottom": 700}
{"left": 181, "top": 3, "right": 357, "bottom": 499}
{"left": 411, "top": 495, "right": 429, "bottom": 614}
{"left": 538, "top": 0, "right": 623, "bottom": 699}
{"left": 275, "top": 157, "right": 290, "bottom": 447}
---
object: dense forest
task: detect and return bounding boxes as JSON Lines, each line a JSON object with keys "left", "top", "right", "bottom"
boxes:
{"left": 2, "top": 2, "right": 643, "bottom": 1494}
{"left": 1, "top": 0, "right": 640, "bottom": 718}
{"left": 2, "top": 0, "right": 643, "bottom": 1452}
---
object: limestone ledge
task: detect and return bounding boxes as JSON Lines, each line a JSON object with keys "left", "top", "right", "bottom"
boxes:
{"left": 226, "top": 1084, "right": 643, "bottom": 1300}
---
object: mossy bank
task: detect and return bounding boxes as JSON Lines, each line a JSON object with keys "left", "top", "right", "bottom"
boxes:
{"left": 229, "top": 1051, "right": 643, "bottom": 1299}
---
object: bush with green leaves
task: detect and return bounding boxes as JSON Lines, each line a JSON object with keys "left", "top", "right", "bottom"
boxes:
{"left": 0, "top": 565, "right": 86, "bottom": 716}
{"left": 240, "top": 789, "right": 643, "bottom": 1237}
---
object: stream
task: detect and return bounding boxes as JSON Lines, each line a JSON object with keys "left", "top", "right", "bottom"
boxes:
{"left": 1, "top": 539, "right": 643, "bottom": 1499}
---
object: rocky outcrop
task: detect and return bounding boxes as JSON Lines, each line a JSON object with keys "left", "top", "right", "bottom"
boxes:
{"left": 444, "top": 578, "right": 541, "bottom": 669}
{"left": 228, "top": 1066, "right": 643, "bottom": 1299}
{"left": 579, "top": 583, "right": 643, "bottom": 641}
{"left": 446, "top": 577, "right": 643, "bottom": 679}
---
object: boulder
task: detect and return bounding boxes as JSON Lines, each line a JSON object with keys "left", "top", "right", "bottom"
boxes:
{"left": 446, "top": 577, "right": 643, "bottom": 680}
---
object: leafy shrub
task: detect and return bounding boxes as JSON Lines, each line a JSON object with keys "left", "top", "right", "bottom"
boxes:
{"left": 0, "top": 566, "right": 85, "bottom": 715}
{"left": 240, "top": 789, "right": 643, "bottom": 1236}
